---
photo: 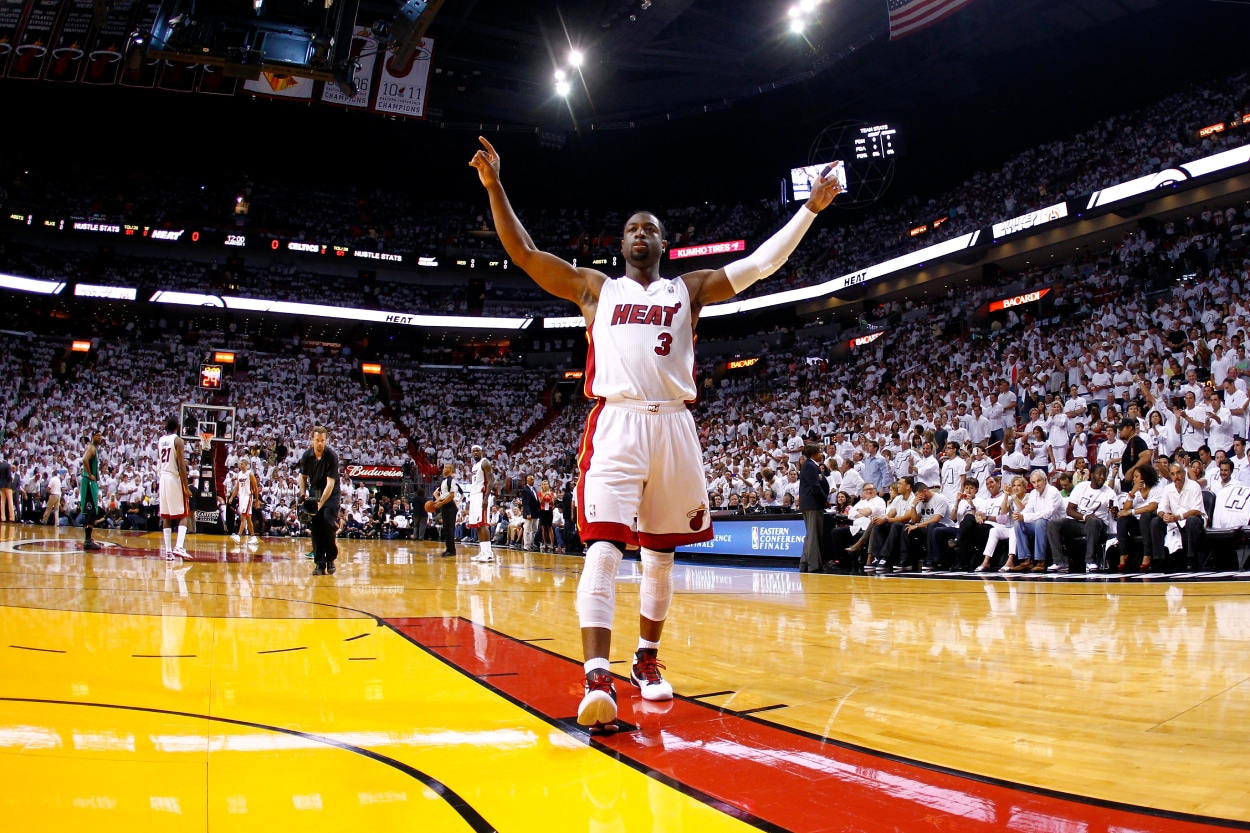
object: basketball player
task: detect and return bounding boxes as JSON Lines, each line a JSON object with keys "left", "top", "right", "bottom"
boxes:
{"left": 81, "top": 431, "right": 103, "bottom": 551}
{"left": 298, "top": 425, "right": 340, "bottom": 576}
{"left": 228, "top": 458, "right": 261, "bottom": 547}
{"left": 471, "top": 136, "right": 842, "bottom": 731}
{"left": 157, "top": 415, "right": 192, "bottom": 561}
{"left": 467, "top": 444, "right": 496, "bottom": 562}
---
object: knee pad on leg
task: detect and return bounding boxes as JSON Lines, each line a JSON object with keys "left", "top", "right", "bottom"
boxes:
{"left": 639, "top": 548, "right": 674, "bottom": 622}
{"left": 576, "top": 541, "right": 624, "bottom": 629}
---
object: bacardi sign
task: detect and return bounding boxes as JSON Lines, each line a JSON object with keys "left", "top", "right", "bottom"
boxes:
{"left": 344, "top": 464, "right": 404, "bottom": 480}
{"left": 850, "top": 332, "right": 884, "bottom": 348}
{"left": 989, "top": 287, "right": 1051, "bottom": 312}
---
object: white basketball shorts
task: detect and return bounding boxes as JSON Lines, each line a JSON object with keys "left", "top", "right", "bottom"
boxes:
{"left": 159, "top": 472, "right": 188, "bottom": 520}
{"left": 576, "top": 399, "right": 713, "bottom": 550}
{"left": 466, "top": 491, "right": 494, "bottom": 528}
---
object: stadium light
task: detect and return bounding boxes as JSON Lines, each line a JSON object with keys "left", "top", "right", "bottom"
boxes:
{"left": 568, "top": 49, "right": 583, "bottom": 67}
{"left": 555, "top": 80, "right": 571, "bottom": 97}
{"left": 790, "top": 18, "right": 805, "bottom": 33}
{"left": 554, "top": 68, "right": 566, "bottom": 81}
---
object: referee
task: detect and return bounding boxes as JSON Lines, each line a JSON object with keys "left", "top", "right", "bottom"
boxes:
{"left": 299, "top": 425, "right": 341, "bottom": 576}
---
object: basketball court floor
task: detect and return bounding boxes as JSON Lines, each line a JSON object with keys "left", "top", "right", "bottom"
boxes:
{"left": 3, "top": 523, "right": 1249, "bottom": 832}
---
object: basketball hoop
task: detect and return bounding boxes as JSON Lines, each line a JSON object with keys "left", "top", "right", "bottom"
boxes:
{"left": 199, "top": 432, "right": 215, "bottom": 449}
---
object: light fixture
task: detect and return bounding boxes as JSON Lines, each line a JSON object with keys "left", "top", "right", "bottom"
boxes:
{"left": 555, "top": 80, "right": 571, "bottom": 96}
{"left": 554, "top": 68, "right": 566, "bottom": 81}
{"left": 568, "top": 49, "right": 583, "bottom": 67}
{"left": 789, "top": 18, "right": 805, "bottom": 33}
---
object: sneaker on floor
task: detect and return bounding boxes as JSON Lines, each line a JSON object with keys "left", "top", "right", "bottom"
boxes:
{"left": 630, "top": 649, "right": 674, "bottom": 701}
{"left": 327, "top": 564, "right": 337, "bottom": 575}
{"left": 873, "top": 559, "right": 890, "bottom": 573}
{"left": 921, "top": 563, "right": 935, "bottom": 573}
{"left": 577, "top": 669, "right": 618, "bottom": 730}
{"left": 173, "top": 547, "right": 190, "bottom": 560}
{"left": 83, "top": 540, "right": 102, "bottom": 551}
{"left": 247, "top": 536, "right": 259, "bottom": 546}
{"left": 165, "top": 550, "right": 176, "bottom": 562}
{"left": 304, "top": 551, "right": 315, "bottom": 560}
{"left": 231, "top": 534, "right": 241, "bottom": 543}
{"left": 1046, "top": 564, "right": 1063, "bottom": 572}
{"left": 312, "top": 565, "right": 326, "bottom": 576}
{"left": 471, "top": 553, "right": 495, "bottom": 562}
{"left": 1085, "top": 563, "right": 1099, "bottom": 573}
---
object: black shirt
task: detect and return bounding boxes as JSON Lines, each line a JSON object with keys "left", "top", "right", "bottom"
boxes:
{"left": 300, "top": 447, "right": 341, "bottom": 504}
{"left": 1120, "top": 435, "right": 1149, "bottom": 479}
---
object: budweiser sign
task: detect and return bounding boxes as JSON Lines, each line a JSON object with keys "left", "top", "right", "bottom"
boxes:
{"left": 344, "top": 465, "right": 405, "bottom": 480}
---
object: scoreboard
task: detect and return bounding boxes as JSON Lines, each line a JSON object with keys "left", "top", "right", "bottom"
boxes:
{"left": 854, "top": 124, "right": 898, "bottom": 161}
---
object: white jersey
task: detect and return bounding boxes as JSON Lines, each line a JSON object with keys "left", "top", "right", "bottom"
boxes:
{"left": 1212, "top": 484, "right": 1250, "bottom": 530}
{"left": 471, "top": 457, "right": 488, "bottom": 496}
{"left": 158, "top": 433, "right": 182, "bottom": 477}
{"left": 587, "top": 276, "right": 697, "bottom": 403}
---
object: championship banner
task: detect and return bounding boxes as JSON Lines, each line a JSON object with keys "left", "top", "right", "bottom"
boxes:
{"left": 80, "top": 0, "right": 135, "bottom": 85}
{"left": 156, "top": 58, "right": 197, "bottom": 92}
{"left": 117, "top": 0, "right": 161, "bottom": 88}
{"left": 372, "top": 35, "right": 432, "bottom": 119}
{"left": 243, "top": 70, "right": 315, "bottom": 100}
{"left": 7, "top": 0, "right": 66, "bottom": 80}
{"left": 196, "top": 63, "right": 237, "bottom": 96}
{"left": 0, "top": 0, "right": 31, "bottom": 77}
{"left": 343, "top": 464, "right": 404, "bottom": 480}
{"left": 42, "top": 0, "right": 92, "bottom": 82}
{"left": 319, "top": 24, "right": 377, "bottom": 109}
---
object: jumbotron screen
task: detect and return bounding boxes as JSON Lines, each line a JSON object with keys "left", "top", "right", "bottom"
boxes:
{"left": 854, "top": 124, "right": 899, "bottom": 161}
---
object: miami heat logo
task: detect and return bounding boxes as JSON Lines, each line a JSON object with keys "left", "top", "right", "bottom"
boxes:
{"left": 687, "top": 504, "right": 707, "bottom": 531}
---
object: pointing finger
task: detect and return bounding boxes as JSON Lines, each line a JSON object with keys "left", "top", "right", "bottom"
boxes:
{"left": 478, "top": 136, "right": 498, "bottom": 156}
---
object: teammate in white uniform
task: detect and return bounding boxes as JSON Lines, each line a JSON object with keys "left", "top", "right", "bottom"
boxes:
{"left": 157, "top": 415, "right": 192, "bottom": 561}
{"left": 228, "top": 458, "right": 261, "bottom": 547}
{"left": 472, "top": 136, "right": 843, "bottom": 732}
{"left": 466, "top": 445, "right": 497, "bottom": 562}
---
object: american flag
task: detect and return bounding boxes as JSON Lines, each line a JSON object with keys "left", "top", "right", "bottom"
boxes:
{"left": 887, "top": 0, "right": 975, "bottom": 40}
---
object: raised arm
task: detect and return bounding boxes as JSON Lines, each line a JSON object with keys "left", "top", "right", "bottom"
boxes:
{"left": 470, "top": 137, "right": 605, "bottom": 314}
{"left": 683, "top": 170, "right": 843, "bottom": 310}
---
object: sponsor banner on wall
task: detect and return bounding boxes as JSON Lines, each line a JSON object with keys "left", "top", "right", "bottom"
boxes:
{"left": 244, "top": 70, "right": 315, "bottom": 100}
{"left": 42, "top": 0, "right": 91, "bottom": 81}
{"left": 343, "top": 465, "right": 405, "bottom": 480}
{"left": 668, "top": 240, "right": 746, "bottom": 260}
{"left": 196, "top": 63, "right": 237, "bottom": 96}
{"left": 676, "top": 517, "right": 806, "bottom": 559}
{"left": 988, "top": 287, "right": 1051, "bottom": 312}
{"left": 156, "top": 58, "right": 198, "bottom": 92}
{"left": 80, "top": 0, "right": 135, "bottom": 85}
{"left": 0, "top": 0, "right": 28, "bottom": 78}
{"left": 117, "top": 0, "right": 162, "bottom": 88}
{"left": 991, "top": 201, "right": 1069, "bottom": 239}
{"left": 373, "top": 36, "right": 432, "bottom": 118}
{"left": 320, "top": 25, "right": 377, "bottom": 109}
{"left": 7, "top": 0, "right": 65, "bottom": 79}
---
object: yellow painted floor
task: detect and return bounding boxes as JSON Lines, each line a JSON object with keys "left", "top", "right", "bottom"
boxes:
{"left": 2, "top": 524, "right": 1250, "bottom": 830}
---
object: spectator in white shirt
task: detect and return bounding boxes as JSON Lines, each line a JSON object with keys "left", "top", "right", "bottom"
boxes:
{"left": 1012, "top": 470, "right": 1065, "bottom": 572}
{"left": 1046, "top": 463, "right": 1117, "bottom": 573}
{"left": 1206, "top": 391, "right": 1235, "bottom": 454}
{"left": 1173, "top": 390, "right": 1209, "bottom": 454}
{"left": 914, "top": 441, "right": 941, "bottom": 489}
{"left": 1150, "top": 461, "right": 1207, "bottom": 571}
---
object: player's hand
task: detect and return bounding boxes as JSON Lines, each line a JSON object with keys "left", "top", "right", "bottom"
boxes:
{"left": 805, "top": 164, "right": 845, "bottom": 213}
{"left": 469, "top": 136, "right": 501, "bottom": 188}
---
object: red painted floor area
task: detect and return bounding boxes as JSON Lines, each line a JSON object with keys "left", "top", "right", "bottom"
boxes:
{"left": 387, "top": 616, "right": 1240, "bottom": 833}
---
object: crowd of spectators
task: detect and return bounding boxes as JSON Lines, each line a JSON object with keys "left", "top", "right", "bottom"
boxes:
{"left": 5, "top": 71, "right": 1245, "bottom": 312}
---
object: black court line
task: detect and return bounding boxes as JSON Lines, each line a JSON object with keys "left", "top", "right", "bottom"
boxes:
{"left": 608, "top": 659, "right": 628, "bottom": 665}
{"left": 257, "top": 646, "right": 308, "bottom": 655}
{"left": 132, "top": 654, "right": 196, "bottom": 658}
{"left": 519, "top": 638, "right": 554, "bottom": 643}
{"left": 423, "top": 644, "right": 461, "bottom": 649}
{"left": 10, "top": 645, "right": 66, "bottom": 654}
{"left": 733, "top": 704, "right": 789, "bottom": 716}
{"left": 687, "top": 690, "right": 734, "bottom": 700}
{"left": 347, "top": 657, "right": 376, "bottom": 661}
{"left": 343, "top": 633, "right": 370, "bottom": 642}
{"left": 476, "top": 672, "right": 518, "bottom": 678}
{"left": 0, "top": 696, "right": 494, "bottom": 833}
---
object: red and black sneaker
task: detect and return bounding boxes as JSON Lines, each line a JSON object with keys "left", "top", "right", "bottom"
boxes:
{"left": 577, "top": 668, "right": 618, "bottom": 731}
{"left": 630, "top": 648, "right": 674, "bottom": 701}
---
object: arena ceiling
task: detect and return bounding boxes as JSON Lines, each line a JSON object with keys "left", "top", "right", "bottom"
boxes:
{"left": 411, "top": 0, "right": 1169, "bottom": 129}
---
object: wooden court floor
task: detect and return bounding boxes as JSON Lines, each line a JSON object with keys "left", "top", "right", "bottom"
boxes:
{"left": 2, "top": 523, "right": 1249, "bottom": 832}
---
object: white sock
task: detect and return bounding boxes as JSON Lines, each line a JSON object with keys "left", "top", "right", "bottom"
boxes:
{"left": 637, "top": 637, "right": 660, "bottom": 652}
{"left": 163, "top": 528, "right": 172, "bottom": 551}
{"left": 176, "top": 526, "right": 187, "bottom": 549}
{"left": 583, "top": 657, "right": 611, "bottom": 675}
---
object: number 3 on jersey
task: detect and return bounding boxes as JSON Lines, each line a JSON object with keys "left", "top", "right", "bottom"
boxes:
{"left": 655, "top": 332, "right": 673, "bottom": 356}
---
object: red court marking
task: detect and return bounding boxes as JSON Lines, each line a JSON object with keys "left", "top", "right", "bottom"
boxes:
{"left": 388, "top": 616, "right": 1241, "bottom": 833}
{"left": 9, "top": 540, "right": 288, "bottom": 563}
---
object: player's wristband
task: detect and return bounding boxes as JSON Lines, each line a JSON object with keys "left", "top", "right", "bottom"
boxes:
{"left": 724, "top": 206, "right": 817, "bottom": 293}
